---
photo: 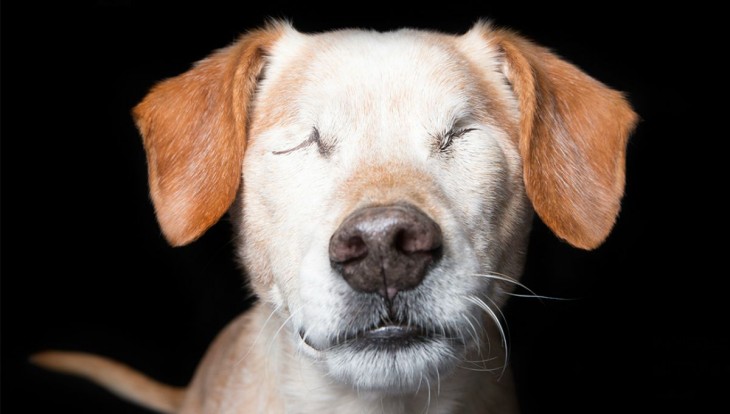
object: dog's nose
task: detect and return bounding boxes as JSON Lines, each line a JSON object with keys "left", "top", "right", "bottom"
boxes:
{"left": 329, "top": 204, "right": 442, "bottom": 300}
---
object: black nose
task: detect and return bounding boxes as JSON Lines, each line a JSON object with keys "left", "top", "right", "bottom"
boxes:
{"left": 329, "top": 204, "right": 442, "bottom": 300}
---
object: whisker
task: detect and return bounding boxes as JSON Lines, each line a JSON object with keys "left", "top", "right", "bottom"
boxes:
{"left": 235, "top": 303, "right": 281, "bottom": 366}
{"left": 461, "top": 314, "right": 481, "bottom": 356}
{"left": 460, "top": 355, "right": 500, "bottom": 364}
{"left": 484, "top": 295, "right": 510, "bottom": 345}
{"left": 472, "top": 271, "right": 576, "bottom": 303}
{"left": 268, "top": 307, "right": 301, "bottom": 355}
{"left": 458, "top": 348, "right": 502, "bottom": 373}
{"left": 472, "top": 272, "right": 536, "bottom": 295}
{"left": 458, "top": 343, "right": 502, "bottom": 372}
{"left": 423, "top": 376, "right": 432, "bottom": 414}
{"left": 505, "top": 292, "right": 575, "bottom": 300}
{"left": 473, "top": 293, "right": 511, "bottom": 375}
{"left": 465, "top": 296, "right": 509, "bottom": 379}
{"left": 457, "top": 364, "right": 502, "bottom": 373}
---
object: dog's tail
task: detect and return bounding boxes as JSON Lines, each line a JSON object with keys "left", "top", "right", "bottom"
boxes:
{"left": 31, "top": 351, "right": 185, "bottom": 413}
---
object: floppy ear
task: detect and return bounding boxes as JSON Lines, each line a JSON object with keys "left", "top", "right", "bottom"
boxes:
{"left": 133, "top": 23, "right": 286, "bottom": 246}
{"left": 483, "top": 24, "right": 638, "bottom": 250}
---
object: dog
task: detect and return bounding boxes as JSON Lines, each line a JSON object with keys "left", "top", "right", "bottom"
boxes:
{"left": 32, "top": 19, "right": 637, "bottom": 413}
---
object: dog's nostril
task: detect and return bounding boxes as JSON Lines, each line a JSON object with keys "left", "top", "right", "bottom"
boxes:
{"left": 394, "top": 227, "right": 442, "bottom": 255}
{"left": 331, "top": 235, "right": 368, "bottom": 264}
{"left": 329, "top": 204, "right": 442, "bottom": 300}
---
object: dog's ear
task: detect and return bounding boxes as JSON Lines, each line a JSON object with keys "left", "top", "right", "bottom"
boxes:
{"left": 475, "top": 23, "right": 638, "bottom": 250}
{"left": 133, "top": 23, "right": 287, "bottom": 246}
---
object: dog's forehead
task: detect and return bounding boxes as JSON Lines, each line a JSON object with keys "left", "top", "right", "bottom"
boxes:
{"left": 253, "top": 28, "right": 492, "bottom": 134}
{"left": 303, "top": 29, "right": 464, "bottom": 81}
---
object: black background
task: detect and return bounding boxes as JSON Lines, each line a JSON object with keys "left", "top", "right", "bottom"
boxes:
{"left": 2, "top": 2, "right": 726, "bottom": 413}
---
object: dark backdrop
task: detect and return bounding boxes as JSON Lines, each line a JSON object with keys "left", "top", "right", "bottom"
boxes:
{"left": 2, "top": 2, "right": 726, "bottom": 413}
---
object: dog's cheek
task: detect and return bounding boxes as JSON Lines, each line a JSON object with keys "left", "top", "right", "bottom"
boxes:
{"left": 296, "top": 244, "right": 356, "bottom": 343}
{"left": 236, "top": 207, "right": 277, "bottom": 301}
{"left": 236, "top": 148, "right": 285, "bottom": 303}
{"left": 238, "top": 205, "right": 299, "bottom": 308}
{"left": 239, "top": 132, "right": 342, "bottom": 311}
{"left": 432, "top": 127, "right": 530, "bottom": 278}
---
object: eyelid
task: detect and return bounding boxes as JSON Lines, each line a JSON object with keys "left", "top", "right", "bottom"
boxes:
{"left": 439, "top": 127, "right": 477, "bottom": 151}
{"left": 272, "top": 127, "right": 331, "bottom": 157}
{"left": 311, "top": 127, "right": 332, "bottom": 156}
{"left": 451, "top": 127, "right": 476, "bottom": 138}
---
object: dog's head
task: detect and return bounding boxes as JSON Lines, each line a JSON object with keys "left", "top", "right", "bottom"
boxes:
{"left": 133, "top": 21, "right": 636, "bottom": 393}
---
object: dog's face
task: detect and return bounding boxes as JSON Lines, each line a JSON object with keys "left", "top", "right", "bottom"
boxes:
{"left": 133, "top": 21, "right": 636, "bottom": 393}
{"left": 240, "top": 27, "right": 531, "bottom": 392}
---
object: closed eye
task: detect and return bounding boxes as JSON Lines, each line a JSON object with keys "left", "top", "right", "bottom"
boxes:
{"left": 438, "top": 127, "right": 477, "bottom": 151}
{"left": 272, "top": 127, "right": 331, "bottom": 157}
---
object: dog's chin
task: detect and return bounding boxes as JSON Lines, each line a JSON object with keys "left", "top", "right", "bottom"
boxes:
{"left": 303, "top": 326, "right": 462, "bottom": 393}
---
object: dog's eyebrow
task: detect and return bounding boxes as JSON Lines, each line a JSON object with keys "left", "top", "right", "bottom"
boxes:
{"left": 272, "top": 128, "right": 331, "bottom": 157}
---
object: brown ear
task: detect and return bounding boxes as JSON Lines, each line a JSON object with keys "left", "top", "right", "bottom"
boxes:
{"left": 488, "top": 26, "right": 638, "bottom": 250}
{"left": 133, "top": 23, "right": 286, "bottom": 246}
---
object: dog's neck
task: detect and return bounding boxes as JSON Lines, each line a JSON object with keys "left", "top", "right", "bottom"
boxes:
{"left": 193, "top": 302, "right": 519, "bottom": 414}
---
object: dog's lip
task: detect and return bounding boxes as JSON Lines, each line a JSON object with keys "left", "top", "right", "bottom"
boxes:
{"left": 299, "top": 323, "right": 461, "bottom": 351}
{"left": 343, "top": 322, "right": 426, "bottom": 344}
{"left": 363, "top": 324, "right": 419, "bottom": 339}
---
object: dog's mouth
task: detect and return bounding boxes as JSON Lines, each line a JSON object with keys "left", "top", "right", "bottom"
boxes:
{"left": 299, "top": 318, "right": 466, "bottom": 392}
{"left": 299, "top": 321, "right": 462, "bottom": 352}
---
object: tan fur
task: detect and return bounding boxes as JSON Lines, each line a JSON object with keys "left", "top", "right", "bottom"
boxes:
{"left": 31, "top": 351, "right": 185, "bottom": 413}
{"left": 336, "top": 162, "right": 444, "bottom": 224}
{"left": 34, "top": 20, "right": 636, "bottom": 414}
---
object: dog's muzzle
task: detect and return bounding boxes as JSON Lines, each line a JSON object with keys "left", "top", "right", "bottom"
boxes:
{"left": 295, "top": 204, "right": 451, "bottom": 353}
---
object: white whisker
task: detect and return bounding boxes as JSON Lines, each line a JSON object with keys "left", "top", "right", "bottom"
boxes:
{"left": 461, "top": 314, "right": 481, "bottom": 356}
{"left": 457, "top": 364, "right": 502, "bottom": 373}
{"left": 484, "top": 295, "right": 510, "bottom": 345}
{"left": 235, "top": 303, "right": 281, "bottom": 367}
{"left": 423, "top": 376, "right": 432, "bottom": 414}
{"left": 465, "top": 295, "right": 509, "bottom": 379}
{"left": 472, "top": 271, "right": 572, "bottom": 302}
{"left": 267, "top": 307, "right": 301, "bottom": 355}
{"left": 472, "top": 272, "right": 534, "bottom": 294}
{"left": 506, "top": 293, "right": 575, "bottom": 300}
{"left": 459, "top": 344, "right": 502, "bottom": 372}
{"left": 460, "top": 355, "right": 500, "bottom": 364}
